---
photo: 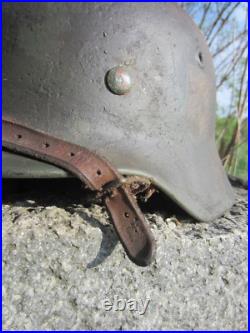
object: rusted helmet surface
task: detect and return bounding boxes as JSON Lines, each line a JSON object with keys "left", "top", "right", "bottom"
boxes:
{"left": 3, "top": 3, "right": 234, "bottom": 221}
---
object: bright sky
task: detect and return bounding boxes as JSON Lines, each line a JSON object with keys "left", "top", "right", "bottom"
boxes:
{"left": 190, "top": 3, "right": 248, "bottom": 117}
{"left": 218, "top": 4, "right": 248, "bottom": 116}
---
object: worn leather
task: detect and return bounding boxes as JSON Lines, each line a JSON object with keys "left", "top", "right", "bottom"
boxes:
{"left": 2, "top": 118, "right": 155, "bottom": 266}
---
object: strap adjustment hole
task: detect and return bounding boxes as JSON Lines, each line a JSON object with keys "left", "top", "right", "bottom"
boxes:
{"left": 43, "top": 142, "right": 50, "bottom": 148}
{"left": 124, "top": 212, "right": 130, "bottom": 218}
{"left": 96, "top": 169, "right": 102, "bottom": 176}
{"left": 16, "top": 134, "right": 22, "bottom": 139}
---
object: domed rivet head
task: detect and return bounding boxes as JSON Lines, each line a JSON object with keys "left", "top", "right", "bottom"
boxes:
{"left": 106, "top": 66, "right": 132, "bottom": 95}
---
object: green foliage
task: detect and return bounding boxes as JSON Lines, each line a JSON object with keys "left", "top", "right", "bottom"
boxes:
{"left": 216, "top": 116, "right": 237, "bottom": 142}
{"left": 216, "top": 116, "right": 248, "bottom": 180}
{"left": 235, "top": 140, "right": 248, "bottom": 180}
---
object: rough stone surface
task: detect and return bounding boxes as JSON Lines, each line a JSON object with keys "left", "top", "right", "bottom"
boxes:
{"left": 2, "top": 181, "right": 248, "bottom": 330}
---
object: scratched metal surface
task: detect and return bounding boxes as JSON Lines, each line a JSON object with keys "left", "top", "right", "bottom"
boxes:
{"left": 2, "top": 181, "right": 248, "bottom": 330}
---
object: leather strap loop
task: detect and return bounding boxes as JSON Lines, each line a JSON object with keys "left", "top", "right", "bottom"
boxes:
{"left": 2, "top": 118, "right": 155, "bottom": 266}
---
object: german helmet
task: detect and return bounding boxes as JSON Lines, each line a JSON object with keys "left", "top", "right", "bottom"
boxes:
{"left": 2, "top": 3, "right": 234, "bottom": 265}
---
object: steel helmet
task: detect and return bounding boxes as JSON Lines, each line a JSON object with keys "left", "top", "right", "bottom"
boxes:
{"left": 3, "top": 2, "right": 234, "bottom": 223}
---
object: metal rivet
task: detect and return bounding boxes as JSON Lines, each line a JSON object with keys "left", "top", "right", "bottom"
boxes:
{"left": 106, "top": 66, "right": 132, "bottom": 95}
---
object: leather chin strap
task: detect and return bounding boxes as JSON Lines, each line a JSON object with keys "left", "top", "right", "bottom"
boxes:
{"left": 2, "top": 118, "right": 155, "bottom": 266}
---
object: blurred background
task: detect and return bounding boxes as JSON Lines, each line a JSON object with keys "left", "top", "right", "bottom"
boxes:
{"left": 181, "top": 2, "right": 248, "bottom": 181}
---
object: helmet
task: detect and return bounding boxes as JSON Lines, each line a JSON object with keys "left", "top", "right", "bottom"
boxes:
{"left": 3, "top": 2, "right": 234, "bottom": 222}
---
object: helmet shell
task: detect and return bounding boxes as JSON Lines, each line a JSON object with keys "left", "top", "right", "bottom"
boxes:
{"left": 3, "top": 3, "right": 234, "bottom": 221}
